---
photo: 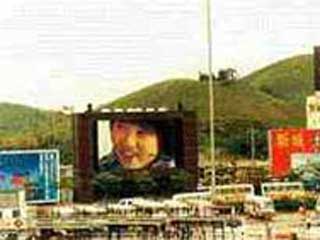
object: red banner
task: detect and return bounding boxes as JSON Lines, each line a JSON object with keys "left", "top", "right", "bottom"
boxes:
{"left": 269, "top": 128, "right": 320, "bottom": 178}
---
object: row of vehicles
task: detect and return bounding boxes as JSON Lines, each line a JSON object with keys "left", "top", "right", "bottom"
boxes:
{"left": 104, "top": 181, "right": 318, "bottom": 220}
{"left": 172, "top": 182, "right": 314, "bottom": 219}
{"left": 108, "top": 183, "right": 280, "bottom": 219}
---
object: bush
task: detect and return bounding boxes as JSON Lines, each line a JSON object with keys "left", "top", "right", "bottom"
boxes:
{"left": 274, "top": 200, "right": 300, "bottom": 211}
{"left": 93, "top": 168, "right": 193, "bottom": 199}
{"left": 92, "top": 170, "right": 124, "bottom": 198}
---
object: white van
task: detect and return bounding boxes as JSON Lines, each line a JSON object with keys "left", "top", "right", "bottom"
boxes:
{"left": 244, "top": 195, "right": 275, "bottom": 219}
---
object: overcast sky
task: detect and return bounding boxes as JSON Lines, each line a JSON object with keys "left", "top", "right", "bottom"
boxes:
{"left": 0, "top": 0, "right": 319, "bottom": 111}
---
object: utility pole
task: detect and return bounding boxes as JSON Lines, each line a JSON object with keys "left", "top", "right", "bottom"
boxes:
{"left": 206, "top": 0, "right": 216, "bottom": 194}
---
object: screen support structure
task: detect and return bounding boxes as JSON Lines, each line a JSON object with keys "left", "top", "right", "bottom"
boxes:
{"left": 206, "top": 0, "right": 216, "bottom": 195}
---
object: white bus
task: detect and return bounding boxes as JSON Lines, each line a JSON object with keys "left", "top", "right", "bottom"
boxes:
{"left": 173, "top": 184, "right": 255, "bottom": 202}
{"left": 172, "top": 191, "right": 211, "bottom": 202}
{"left": 261, "top": 182, "right": 304, "bottom": 196}
{"left": 214, "top": 184, "right": 255, "bottom": 197}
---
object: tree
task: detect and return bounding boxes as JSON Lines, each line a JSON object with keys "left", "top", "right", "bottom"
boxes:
{"left": 93, "top": 168, "right": 193, "bottom": 199}
{"left": 168, "top": 169, "right": 193, "bottom": 193}
{"left": 198, "top": 71, "right": 216, "bottom": 82}
{"left": 93, "top": 171, "right": 123, "bottom": 198}
{"left": 217, "top": 68, "right": 238, "bottom": 82}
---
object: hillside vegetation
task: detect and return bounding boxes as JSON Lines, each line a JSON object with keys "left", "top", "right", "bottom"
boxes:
{"left": 0, "top": 103, "right": 72, "bottom": 164}
{"left": 103, "top": 79, "right": 305, "bottom": 126}
{"left": 103, "top": 55, "right": 313, "bottom": 125}
{"left": 245, "top": 54, "right": 314, "bottom": 106}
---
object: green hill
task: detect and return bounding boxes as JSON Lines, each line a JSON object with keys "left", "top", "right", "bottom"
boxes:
{"left": 0, "top": 103, "right": 72, "bottom": 164}
{"left": 102, "top": 79, "right": 305, "bottom": 127}
{"left": 103, "top": 54, "right": 313, "bottom": 126}
{"left": 245, "top": 54, "right": 314, "bottom": 106}
{"left": 99, "top": 54, "right": 314, "bottom": 158}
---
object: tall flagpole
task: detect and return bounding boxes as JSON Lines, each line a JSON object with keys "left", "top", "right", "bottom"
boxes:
{"left": 206, "top": 0, "right": 216, "bottom": 195}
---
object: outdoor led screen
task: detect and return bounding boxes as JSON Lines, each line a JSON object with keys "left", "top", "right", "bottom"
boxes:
{"left": 0, "top": 149, "right": 59, "bottom": 203}
{"left": 74, "top": 110, "right": 199, "bottom": 202}
{"left": 94, "top": 119, "right": 187, "bottom": 198}
{"left": 97, "top": 119, "right": 180, "bottom": 172}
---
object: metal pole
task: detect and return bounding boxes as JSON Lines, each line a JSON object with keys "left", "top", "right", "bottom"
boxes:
{"left": 206, "top": 0, "right": 216, "bottom": 194}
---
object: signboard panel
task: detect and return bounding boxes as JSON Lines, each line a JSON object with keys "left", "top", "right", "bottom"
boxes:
{"left": 0, "top": 149, "right": 59, "bottom": 203}
{"left": 268, "top": 128, "right": 320, "bottom": 178}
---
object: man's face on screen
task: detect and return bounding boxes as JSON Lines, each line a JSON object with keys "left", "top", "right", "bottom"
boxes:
{"left": 111, "top": 121, "right": 159, "bottom": 170}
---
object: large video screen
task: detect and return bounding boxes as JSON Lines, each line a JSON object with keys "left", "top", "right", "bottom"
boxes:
{"left": 0, "top": 149, "right": 59, "bottom": 203}
{"left": 97, "top": 119, "right": 180, "bottom": 172}
{"left": 74, "top": 110, "right": 199, "bottom": 202}
{"left": 92, "top": 118, "right": 194, "bottom": 198}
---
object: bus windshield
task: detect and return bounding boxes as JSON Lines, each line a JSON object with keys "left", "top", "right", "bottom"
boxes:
{"left": 261, "top": 182, "right": 303, "bottom": 196}
{"left": 215, "top": 184, "right": 254, "bottom": 196}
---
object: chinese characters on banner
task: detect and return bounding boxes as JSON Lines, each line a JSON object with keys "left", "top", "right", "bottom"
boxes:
{"left": 269, "top": 128, "right": 320, "bottom": 178}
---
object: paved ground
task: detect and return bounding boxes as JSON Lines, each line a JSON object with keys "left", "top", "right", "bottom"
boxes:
{"left": 70, "top": 213, "right": 320, "bottom": 240}
{"left": 4, "top": 212, "right": 320, "bottom": 240}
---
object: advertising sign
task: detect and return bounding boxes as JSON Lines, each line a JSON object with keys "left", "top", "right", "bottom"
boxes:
{"left": 0, "top": 149, "right": 59, "bottom": 203}
{"left": 268, "top": 128, "right": 320, "bottom": 178}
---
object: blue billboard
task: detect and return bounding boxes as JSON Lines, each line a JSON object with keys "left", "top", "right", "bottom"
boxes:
{"left": 0, "top": 149, "right": 59, "bottom": 203}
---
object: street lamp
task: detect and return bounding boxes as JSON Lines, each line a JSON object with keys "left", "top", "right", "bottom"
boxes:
{"left": 206, "top": 0, "right": 216, "bottom": 194}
